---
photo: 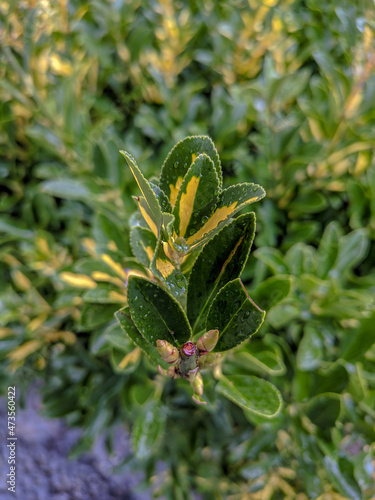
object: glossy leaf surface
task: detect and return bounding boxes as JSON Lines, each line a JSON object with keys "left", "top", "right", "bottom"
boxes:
{"left": 187, "top": 213, "right": 256, "bottom": 333}
{"left": 173, "top": 153, "right": 220, "bottom": 240}
{"left": 127, "top": 277, "right": 191, "bottom": 346}
{"left": 159, "top": 136, "right": 222, "bottom": 205}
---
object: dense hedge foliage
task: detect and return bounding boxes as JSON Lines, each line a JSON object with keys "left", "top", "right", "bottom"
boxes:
{"left": 1, "top": 1, "right": 375, "bottom": 498}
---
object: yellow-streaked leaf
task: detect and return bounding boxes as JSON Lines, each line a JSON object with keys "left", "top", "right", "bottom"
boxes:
{"left": 27, "top": 314, "right": 48, "bottom": 333}
{"left": 136, "top": 196, "right": 159, "bottom": 237}
{"left": 186, "top": 182, "right": 265, "bottom": 248}
{"left": 186, "top": 202, "right": 237, "bottom": 246}
{"left": 11, "top": 269, "right": 31, "bottom": 291}
{"left": 121, "top": 150, "right": 163, "bottom": 235}
{"left": 8, "top": 340, "right": 42, "bottom": 362}
{"left": 0, "top": 328, "right": 13, "bottom": 339}
{"left": 101, "top": 254, "right": 127, "bottom": 279}
{"left": 50, "top": 54, "right": 73, "bottom": 76}
{"left": 178, "top": 175, "right": 200, "bottom": 236}
{"left": 160, "top": 136, "right": 222, "bottom": 202}
{"left": 118, "top": 347, "right": 142, "bottom": 370}
{"left": 155, "top": 258, "right": 175, "bottom": 279}
{"left": 169, "top": 176, "right": 183, "bottom": 209}
{"left": 60, "top": 272, "right": 97, "bottom": 289}
{"left": 91, "top": 271, "right": 124, "bottom": 287}
{"left": 44, "top": 330, "right": 77, "bottom": 344}
{"left": 109, "top": 291, "right": 127, "bottom": 303}
{"left": 173, "top": 153, "right": 220, "bottom": 239}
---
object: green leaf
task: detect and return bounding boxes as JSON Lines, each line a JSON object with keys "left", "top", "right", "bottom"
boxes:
{"left": 79, "top": 303, "right": 119, "bottom": 330}
{"left": 159, "top": 136, "right": 222, "bottom": 205}
{"left": 265, "top": 298, "right": 301, "bottom": 328}
{"left": 130, "top": 226, "right": 157, "bottom": 267}
{"left": 82, "top": 284, "right": 126, "bottom": 304}
{"left": 323, "top": 456, "right": 362, "bottom": 500}
{"left": 173, "top": 153, "right": 220, "bottom": 240}
{"left": 187, "top": 213, "right": 256, "bottom": 333}
{"left": 40, "top": 179, "right": 98, "bottom": 201}
{"left": 254, "top": 247, "right": 288, "bottom": 275}
{"left": 284, "top": 243, "right": 315, "bottom": 275}
{"left": 127, "top": 277, "right": 191, "bottom": 346}
{"left": 132, "top": 400, "right": 166, "bottom": 460}
{"left": 332, "top": 228, "right": 369, "bottom": 277}
{"left": 120, "top": 150, "right": 163, "bottom": 235}
{"left": 206, "top": 278, "right": 265, "bottom": 352}
{"left": 103, "top": 321, "right": 132, "bottom": 351}
{"left": 296, "top": 324, "right": 324, "bottom": 371}
{"left": 315, "top": 221, "right": 341, "bottom": 279}
{"left": 314, "top": 363, "right": 349, "bottom": 396}
{"left": 289, "top": 188, "right": 328, "bottom": 214}
{"left": 251, "top": 275, "right": 291, "bottom": 311}
{"left": 92, "top": 213, "right": 130, "bottom": 254}
{"left": 216, "top": 375, "right": 283, "bottom": 417}
{"left": 115, "top": 307, "right": 169, "bottom": 369}
{"left": 0, "top": 216, "right": 34, "bottom": 239}
{"left": 234, "top": 338, "right": 286, "bottom": 376}
{"left": 342, "top": 311, "right": 375, "bottom": 361}
{"left": 305, "top": 393, "right": 341, "bottom": 429}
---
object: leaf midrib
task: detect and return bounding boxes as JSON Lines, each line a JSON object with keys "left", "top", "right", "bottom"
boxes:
{"left": 192, "top": 234, "right": 245, "bottom": 334}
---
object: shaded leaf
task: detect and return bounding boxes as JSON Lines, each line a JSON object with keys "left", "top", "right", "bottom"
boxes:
{"left": 206, "top": 278, "right": 265, "bottom": 352}
{"left": 332, "top": 228, "right": 369, "bottom": 277}
{"left": 342, "top": 311, "right": 375, "bottom": 361}
{"left": 315, "top": 221, "right": 341, "bottom": 279}
{"left": 132, "top": 400, "right": 166, "bottom": 460}
{"left": 323, "top": 456, "right": 362, "bottom": 500}
{"left": 235, "top": 338, "right": 286, "bottom": 376}
{"left": 297, "top": 324, "right": 324, "bottom": 371}
{"left": 79, "top": 303, "right": 119, "bottom": 330}
{"left": 115, "top": 307, "right": 169, "bottom": 369}
{"left": 305, "top": 393, "right": 341, "bottom": 429}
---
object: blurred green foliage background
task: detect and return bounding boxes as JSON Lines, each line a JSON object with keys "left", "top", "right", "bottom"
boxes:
{"left": 1, "top": 0, "right": 375, "bottom": 498}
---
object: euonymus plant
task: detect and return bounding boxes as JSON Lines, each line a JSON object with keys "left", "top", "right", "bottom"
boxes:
{"left": 116, "top": 136, "right": 282, "bottom": 413}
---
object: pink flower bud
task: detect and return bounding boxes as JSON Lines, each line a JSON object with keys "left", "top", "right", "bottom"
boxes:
{"left": 182, "top": 341, "right": 197, "bottom": 357}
